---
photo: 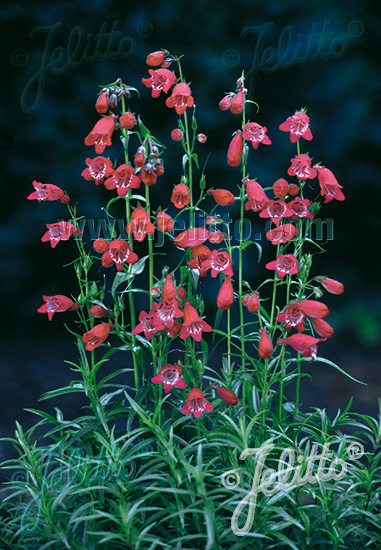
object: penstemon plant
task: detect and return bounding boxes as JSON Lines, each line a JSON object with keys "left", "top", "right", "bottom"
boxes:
{"left": 1, "top": 50, "right": 380, "bottom": 550}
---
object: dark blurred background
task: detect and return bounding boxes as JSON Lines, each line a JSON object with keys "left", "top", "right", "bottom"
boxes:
{"left": 1, "top": 0, "right": 380, "bottom": 457}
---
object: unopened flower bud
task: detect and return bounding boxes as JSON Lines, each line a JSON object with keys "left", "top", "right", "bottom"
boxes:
{"left": 197, "top": 133, "right": 207, "bottom": 143}
{"left": 150, "top": 286, "right": 161, "bottom": 298}
{"left": 109, "top": 93, "right": 118, "bottom": 108}
{"left": 171, "top": 129, "right": 183, "bottom": 141}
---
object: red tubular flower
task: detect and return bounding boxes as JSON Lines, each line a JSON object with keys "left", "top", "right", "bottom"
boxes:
{"left": 156, "top": 211, "right": 174, "bottom": 232}
{"left": 81, "top": 156, "right": 115, "bottom": 185}
{"left": 219, "top": 94, "right": 233, "bottom": 111}
{"left": 125, "top": 206, "right": 155, "bottom": 242}
{"left": 277, "top": 304, "right": 306, "bottom": 331}
{"left": 278, "top": 334, "right": 326, "bottom": 362}
{"left": 165, "top": 82, "right": 194, "bottom": 115}
{"left": 180, "top": 302, "right": 212, "bottom": 342}
{"left": 288, "top": 184, "right": 299, "bottom": 196}
{"left": 104, "top": 164, "right": 141, "bottom": 196}
{"left": 243, "top": 292, "right": 260, "bottom": 313}
{"left": 171, "top": 129, "right": 183, "bottom": 141}
{"left": 132, "top": 310, "right": 165, "bottom": 340}
{"left": 95, "top": 89, "right": 109, "bottom": 114}
{"left": 166, "top": 320, "right": 182, "bottom": 338}
{"left": 146, "top": 50, "right": 168, "bottom": 67}
{"left": 312, "top": 318, "right": 334, "bottom": 338}
{"left": 93, "top": 238, "right": 110, "bottom": 253}
{"left": 141, "top": 164, "right": 158, "bottom": 186}
{"left": 98, "top": 239, "right": 138, "bottom": 270}
{"left": 84, "top": 114, "right": 116, "bottom": 154}
{"left": 227, "top": 131, "right": 243, "bottom": 167}
{"left": 119, "top": 112, "right": 136, "bottom": 129}
{"left": 187, "top": 244, "right": 211, "bottom": 277}
{"left": 259, "top": 199, "right": 293, "bottom": 226}
{"left": 288, "top": 154, "right": 317, "bottom": 181}
{"left": 202, "top": 250, "right": 233, "bottom": 278}
{"left": 208, "top": 231, "right": 227, "bottom": 244}
{"left": 314, "top": 165, "right": 345, "bottom": 203}
{"left": 316, "top": 277, "right": 344, "bottom": 295}
{"left": 41, "top": 222, "right": 81, "bottom": 249}
{"left": 37, "top": 295, "right": 78, "bottom": 321}
{"left": 208, "top": 189, "right": 235, "bottom": 206}
{"left": 288, "top": 197, "right": 314, "bottom": 219}
{"left": 243, "top": 122, "right": 272, "bottom": 149}
{"left": 162, "top": 274, "right": 177, "bottom": 301}
{"left": 151, "top": 363, "right": 187, "bottom": 393}
{"left": 273, "top": 178, "right": 289, "bottom": 199}
{"left": 217, "top": 277, "right": 234, "bottom": 310}
{"left": 212, "top": 385, "right": 238, "bottom": 405}
{"left": 173, "top": 228, "right": 210, "bottom": 249}
{"left": 265, "top": 254, "right": 299, "bottom": 279}
{"left": 258, "top": 329, "right": 273, "bottom": 359}
{"left": 141, "top": 68, "right": 177, "bottom": 98}
{"left": 82, "top": 322, "right": 113, "bottom": 351}
{"left": 279, "top": 111, "right": 313, "bottom": 143}
{"left": 230, "top": 89, "right": 245, "bottom": 114}
{"left": 181, "top": 388, "right": 214, "bottom": 418}
{"left": 244, "top": 179, "right": 269, "bottom": 212}
{"left": 28, "top": 181, "right": 69, "bottom": 203}
{"left": 266, "top": 223, "right": 298, "bottom": 245}
{"left": 89, "top": 305, "right": 111, "bottom": 318}
{"left": 171, "top": 183, "right": 190, "bottom": 209}
{"left": 152, "top": 298, "right": 183, "bottom": 328}
{"left": 134, "top": 146, "right": 146, "bottom": 167}
{"left": 297, "top": 300, "right": 329, "bottom": 319}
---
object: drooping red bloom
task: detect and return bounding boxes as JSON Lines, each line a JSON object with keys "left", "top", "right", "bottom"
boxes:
{"left": 259, "top": 199, "right": 293, "bottom": 226}
{"left": 171, "top": 183, "right": 190, "bottom": 209}
{"left": 217, "top": 277, "right": 234, "bottom": 310}
{"left": 258, "top": 329, "right": 273, "bottom": 359}
{"left": 162, "top": 274, "right": 177, "bottom": 301}
{"left": 165, "top": 82, "right": 194, "bottom": 115}
{"left": 141, "top": 69, "right": 177, "bottom": 98}
{"left": 125, "top": 206, "right": 155, "bottom": 242}
{"left": 28, "top": 181, "right": 69, "bottom": 203}
{"left": 95, "top": 89, "right": 109, "bottom": 114}
{"left": 219, "top": 94, "right": 233, "bottom": 111}
{"left": 278, "top": 334, "right": 326, "bottom": 362}
{"left": 287, "top": 154, "right": 317, "bottom": 181}
{"left": 273, "top": 178, "right": 289, "bottom": 199}
{"left": 227, "top": 131, "right": 244, "bottom": 167}
{"left": 156, "top": 211, "right": 174, "bottom": 232}
{"left": 134, "top": 146, "right": 146, "bottom": 167}
{"left": 205, "top": 215, "right": 222, "bottom": 225}
{"left": 297, "top": 300, "right": 329, "bottom": 319}
{"left": 84, "top": 114, "right": 116, "bottom": 154}
{"left": 314, "top": 165, "right": 345, "bottom": 203}
{"left": 166, "top": 320, "right": 182, "bottom": 338}
{"left": 277, "top": 304, "right": 306, "bottom": 331}
{"left": 242, "top": 292, "right": 260, "bottom": 313}
{"left": 181, "top": 388, "right": 214, "bottom": 418}
{"left": 180, "top": 302, "right": 212, "bottom": 342}
{"left": 265, "top": 254, "right": 299, "bottom": 279}
{"left": 212, "top": 385, "right": 238, "bottom": 405}
{"left": 89, "top": 305, "right": 111, "bottom": 318}
{"left": 312, "top": 318, "right": 334, "bottom": 338}
{"left": 208, "top": 231, "right": 227, "bottom": 244}
{"left": 173, "top": 228, "right": 210, "bottom": 249}
{"left": 208, "top": 189, "right": 235, "bottom": 206}
{"left": 201, "top": 250, "right": 233, "bottom": 278}
{"left": 81, "top": 156, "right": 115, "bottom": 185}
{"left": 152, "top": 298, "right": 183, "bottom": 329}
{"left": 266, "top": 223, "right": 298, "bottom": 245}
{"left": 316, "top": 277, "right": 344, "bottom": 295}
{"left": 104, "top": 164, "right": 141, "bottom": 196}
{"left": 279, "top": 111, "right": 313, "bottom": 143}
{"left": 243, "top": 122, "right": 272, "bottom": 149}
{"left": 288, "top": 197, "right": 314, "bottom": 219}
{"left": 119, "top": 112, "right": 136, "bottom": 129}
{"left": 41, "top": 222, "right": 81, "bottom": 249}
{"left": 132, "top": 310, "right": 165, "bottom": 340}
{"left": 288, "top": 184, "right": 299, "bottom": 196}
{"left": 37, "top": 295, "right": 78, "bottom": 321}
{"left": 171, "top": 129, "right": 183, "bottom": 141}
{"left": 82, "top": 322, "right": 113, "bottom": 351}
{"left": 146, "top": 50, "right": 168, "bottom": 67}
{"left": 244, "top": 179, "right": 269, "bottom": 212}
{"left": 140, "top": 164, "right": 158, "bottom": 186}
{"left": 187, "top": 244, "right": 212, "bottom": 277}
{"left": 230, "top": 89, "right": 245, "bottom": 114}
{"left": 95, "top": 238, "right": 138, "bottom": 271}
{"left": 151, "top": 363, "right": 187, "bottom": 393}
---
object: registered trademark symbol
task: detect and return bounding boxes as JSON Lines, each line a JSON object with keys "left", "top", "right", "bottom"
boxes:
{"left": 347, "top": 20, "right": 364, "bottom": 38}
